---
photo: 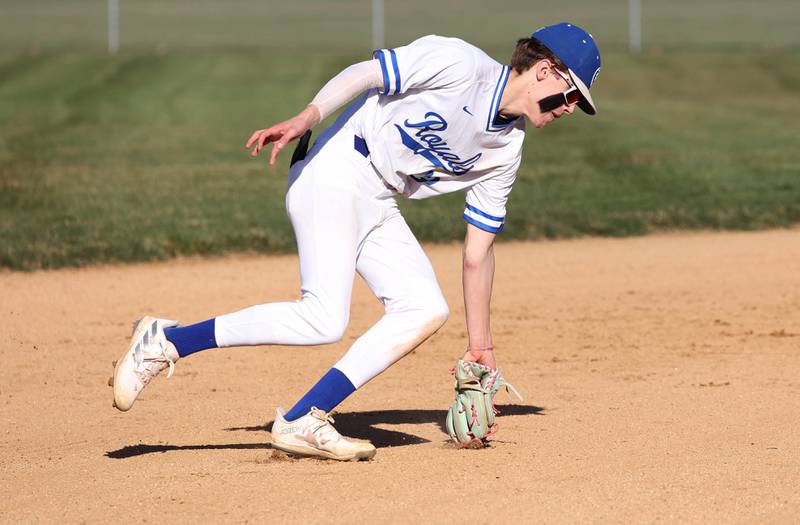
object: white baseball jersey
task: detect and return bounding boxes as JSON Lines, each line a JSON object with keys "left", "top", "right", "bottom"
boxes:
{"left": 215, "top": 36, "right": 525, "bottom": 393}
{"left": 349, "top": 35, "right": 526, "bottom": 234}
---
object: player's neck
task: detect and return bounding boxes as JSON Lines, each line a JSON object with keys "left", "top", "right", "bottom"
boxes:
{"left": 499, "top": 67, "right": 550, "bottom": 122}
{"left": 497, "top": 69, "right": 528, "bottom": 119}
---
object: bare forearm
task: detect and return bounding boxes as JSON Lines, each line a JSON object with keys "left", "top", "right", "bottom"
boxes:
{"left": 461, "top": 224, "right": 497, "bottom": 368}
{"left": 463, "top": 246, "right": 495, "bottom": 350}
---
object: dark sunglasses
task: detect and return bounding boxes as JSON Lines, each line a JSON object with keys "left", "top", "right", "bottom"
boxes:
{"left": 553, "top": 67, "right": 582, "bottom": 106}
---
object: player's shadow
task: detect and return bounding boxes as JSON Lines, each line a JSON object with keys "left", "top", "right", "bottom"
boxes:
{"left": 105, "top": 404, "right": 542, "bottom": 458}
{"left": 105, "top": 442, "right": 271, "bottom": 459}
{"left": 227, "top": 404, "right": 543, "bottom": 449}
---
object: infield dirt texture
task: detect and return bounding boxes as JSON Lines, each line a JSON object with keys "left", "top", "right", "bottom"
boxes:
{"left": 2, "top": 230, "right": 799, "bottom": 523}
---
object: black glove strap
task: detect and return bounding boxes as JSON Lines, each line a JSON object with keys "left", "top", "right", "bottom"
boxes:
{"left": 290, "top": 129, "right": 313, "bottom": 167}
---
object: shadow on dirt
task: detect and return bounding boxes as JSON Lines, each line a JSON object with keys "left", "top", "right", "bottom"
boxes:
{"left": 105, "top": 404, "right": 543, "bottom": 458}
{"left": 105, "top": 442, "right": 271, "bottom": 459}
{"left": 226, "top": 404, "right": 544, "bottom": 449}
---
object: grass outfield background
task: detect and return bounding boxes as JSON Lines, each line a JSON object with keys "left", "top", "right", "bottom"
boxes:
{"left": 1, "top": 0, "right": 799, "bottom": 270}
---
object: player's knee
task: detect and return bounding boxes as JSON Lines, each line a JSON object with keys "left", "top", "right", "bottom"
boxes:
{"left": 307, "top": 311, "right": 348, "bottom": 344}
{"left": 417, "top": 296, "right": 449, "bottom": 335}
{"left": 432, "top": 302, "right": 450, "bottom": 330}
{"left": 313, "top": 323, "right": 347, "bottom": 344}
{"left": 299, "top": 295, "right": 349, "bottom": 344}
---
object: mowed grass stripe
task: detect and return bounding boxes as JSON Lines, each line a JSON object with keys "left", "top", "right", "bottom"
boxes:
{"left": 1, "top": 48, "right": 799, "bottom": 270}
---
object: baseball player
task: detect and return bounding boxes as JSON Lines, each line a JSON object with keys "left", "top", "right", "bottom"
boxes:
{"left": 111, "top": 23, "right": 601, "bottom": 461}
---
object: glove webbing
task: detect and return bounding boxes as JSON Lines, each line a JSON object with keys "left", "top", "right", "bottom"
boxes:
{"left": 455, "top": 376, "right": 484, "bottom": 392}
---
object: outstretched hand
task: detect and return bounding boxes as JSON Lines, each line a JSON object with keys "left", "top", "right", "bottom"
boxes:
{"left": 245, "top": 105, "right": 321, "bottom": 165}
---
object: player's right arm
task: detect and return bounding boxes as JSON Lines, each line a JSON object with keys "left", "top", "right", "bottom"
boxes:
{"left": 459, "top": 157, "right": 520, "bottom": 369}
{"left": 245, "top": 59, "right": 384, "bottom": 165}
{"left": 247, "top": 36, "right": 476, "bottom": 165}
{"left": 461, "top": 223, "right": 498, "bottom": 369}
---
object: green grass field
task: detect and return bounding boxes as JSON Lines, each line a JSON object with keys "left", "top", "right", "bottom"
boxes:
{"left": 1, "top": 1, "right": 799, "bottom": 269}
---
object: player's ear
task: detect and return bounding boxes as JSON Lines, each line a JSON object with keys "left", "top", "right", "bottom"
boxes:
{"left": 534, "top": 59, "right": 551, "bottom": 82}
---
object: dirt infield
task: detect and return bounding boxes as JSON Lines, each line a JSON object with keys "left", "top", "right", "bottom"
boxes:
{"left": 2, "top": 229, "right": 799, "bottom": 523}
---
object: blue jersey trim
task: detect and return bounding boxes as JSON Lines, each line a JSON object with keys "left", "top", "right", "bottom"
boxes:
{"left": 465, "top": 203, "right": 504, "bottom": 223}
{"left": 374, "top": 50, "right": 390, "bottom": 95}
{"left": 389, "top": 49, "right": 401, "bottom": 95}
{"left": 485, "top": 66, "right": 507, "bottom": 131}
{"left": 485, "top": 66, "right": 518, "bottom": 132}
{"left": 463, "top": 214, "right": 504, "bottom": 234}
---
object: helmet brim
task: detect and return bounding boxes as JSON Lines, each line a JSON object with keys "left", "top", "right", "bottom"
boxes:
{"left": 569, "top": 68, "right": 597, "bottom": 115}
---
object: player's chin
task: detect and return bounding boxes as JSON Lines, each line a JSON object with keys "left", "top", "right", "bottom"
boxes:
{"left": 533, "top": 115, "right": 555, "bottom": 129}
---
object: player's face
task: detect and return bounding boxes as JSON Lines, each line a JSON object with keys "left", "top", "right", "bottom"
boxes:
{"left": 528, "top": 63, "right": 579, "bottom": 128}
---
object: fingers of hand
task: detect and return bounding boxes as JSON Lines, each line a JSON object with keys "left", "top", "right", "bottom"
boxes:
{"left": 269, "top": 140, "right": 287, "bottom": 165}
{"left": 245, "top": 130, "right": 263, "bottom": 149}
{"left": 246, "top": 120, "right": 304, "bottom": 163}
{"left": 269, "top": 126, "right": 303, "bottom": 164}
{"left": 247, "top": 128, "right": 280, "bottom": 157}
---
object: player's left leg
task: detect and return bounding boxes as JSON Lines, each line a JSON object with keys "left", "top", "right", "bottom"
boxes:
{"left": 336, "top": 210, "right": 450, "bottom": 387}
{"left": 278, "top": 206, "right": 449, "bottom": 423}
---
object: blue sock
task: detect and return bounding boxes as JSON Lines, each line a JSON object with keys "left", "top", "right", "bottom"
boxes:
{"left": 164, "top": 319, "right": 218, "bottom": 358}
{"left": 284, "top": 368, "right": 356, "bottom": 421}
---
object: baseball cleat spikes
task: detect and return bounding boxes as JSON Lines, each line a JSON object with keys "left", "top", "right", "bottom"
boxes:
{"left": 107, "top": 376, "right": 114, "bottom": 387}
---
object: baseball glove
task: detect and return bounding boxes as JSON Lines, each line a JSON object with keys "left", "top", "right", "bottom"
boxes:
{"left": 445, "top": 359, "right": 523, "bottom": 447}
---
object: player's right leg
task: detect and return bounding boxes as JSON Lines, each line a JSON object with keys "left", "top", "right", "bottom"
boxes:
{"left": 112, "top": 111, "right": 378, "bottom": 413}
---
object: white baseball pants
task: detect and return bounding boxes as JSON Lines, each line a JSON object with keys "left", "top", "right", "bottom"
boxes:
{"left": 214, "top": 110, "right": 449, "bottom": 389}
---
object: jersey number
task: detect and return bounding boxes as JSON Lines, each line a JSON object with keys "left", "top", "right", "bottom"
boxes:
{"left": 411, "top": 171, "right": 440, "bottom": 186}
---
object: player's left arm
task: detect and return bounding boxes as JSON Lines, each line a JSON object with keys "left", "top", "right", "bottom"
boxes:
{"left": 461, "top": 224, "right": 498, "bottom": 369}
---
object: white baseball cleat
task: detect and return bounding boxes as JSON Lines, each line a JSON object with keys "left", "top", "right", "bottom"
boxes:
{"left": 271, "top": 407, "right": 376, "bottom": 461}
{"left": 111, "top": 316, "right": 180, "bottom": 411}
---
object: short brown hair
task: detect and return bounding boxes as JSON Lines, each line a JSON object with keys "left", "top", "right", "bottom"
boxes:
{"left": 509, "top": 37, "right": 566, "bottom": 74}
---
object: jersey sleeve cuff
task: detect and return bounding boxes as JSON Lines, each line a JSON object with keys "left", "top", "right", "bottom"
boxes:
{"left": 372, "top": 49, "right": 401, "bottom": 96}
{"left": 463, "top": 204, "right": 505, "bottom": 234}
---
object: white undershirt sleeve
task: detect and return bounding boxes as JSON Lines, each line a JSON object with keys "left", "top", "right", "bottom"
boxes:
{"left": 309, "top": 59, "right": 385, "bottom": 121}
